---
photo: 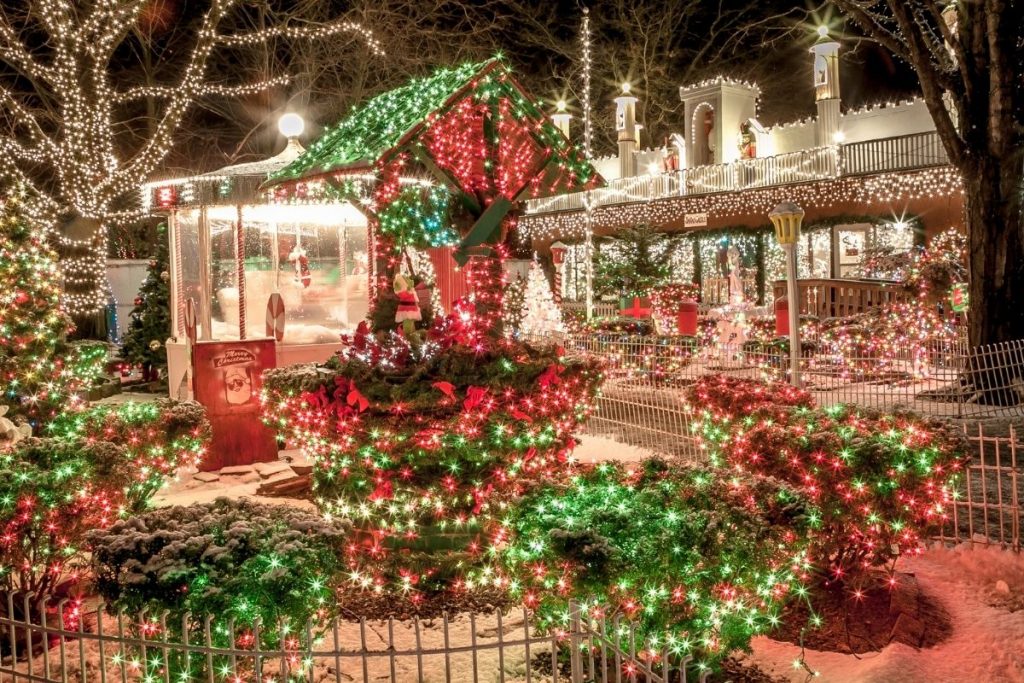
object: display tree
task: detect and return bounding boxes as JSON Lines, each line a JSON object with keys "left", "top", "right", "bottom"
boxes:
{"left": 0, "top": 194, "right": 81, "bottom": 426}
{"left": 262, "top": 59, "right": 604, "bottom": 601}
{"left": 120, "top": 223, "right": 172, "bottom": 382}
{"left": 519, "top": 259, "right": 565, "bottom": 338}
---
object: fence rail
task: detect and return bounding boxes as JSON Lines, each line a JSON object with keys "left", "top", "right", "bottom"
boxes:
{"left": 771, "top": 278, "right": 905, "bottom": 318}
{"left": 0, "top": 597, "right": 708, "bottom": 683}
{"left": 525, "top": 131, "right": 950, "bottom": 215}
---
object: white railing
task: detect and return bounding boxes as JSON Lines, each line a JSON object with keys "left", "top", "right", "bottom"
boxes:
{"left": 0, "top": 598, "right": 707, "bottom": 683}
{"left": 525, "top": 131, "right": 950, "bottom": 214}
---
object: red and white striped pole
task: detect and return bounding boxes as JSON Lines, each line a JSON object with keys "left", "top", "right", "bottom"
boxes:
{"left": 550, "top": 241, "right": 567, "bottom": 305}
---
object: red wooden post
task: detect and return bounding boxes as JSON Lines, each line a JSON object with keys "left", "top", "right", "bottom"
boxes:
{"left": 550, "top": 241, "right": 567, "bottom": 305}
{"left": 677, "top": 300, "right": 698, "bottom": 336}
{"left": 775, "top": 296, "right": 789, "bottom": 336}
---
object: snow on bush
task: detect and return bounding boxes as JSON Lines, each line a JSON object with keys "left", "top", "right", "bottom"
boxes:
{"left": 88, "top": 498, "right": 349, "bottom": 680}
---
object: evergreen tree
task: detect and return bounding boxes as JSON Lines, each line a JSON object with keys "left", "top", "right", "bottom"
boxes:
{"left": 501, "top": 272, "right": 527, "bottom": 338}
{"left": 594, "top": 223, "right": 676, "bottom": 298}
{"left": 0, "top": 193, "right": 79, "bottom": 425}
{"left": 519, "top": 259, "right": 565, "bottom": 338}
{"left": 121, "top": 223, "right": 171, "bottom": 381}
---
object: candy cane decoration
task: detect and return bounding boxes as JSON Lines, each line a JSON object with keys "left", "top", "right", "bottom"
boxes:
{"left": 236, "top": 205, "right": 247, "bottom": 340}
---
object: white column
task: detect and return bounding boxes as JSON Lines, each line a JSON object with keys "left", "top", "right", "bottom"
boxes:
{"left": 811, "top": 28, "right": 841, "bottom": 147}
{"left": 615, "top": 89, "right": 638, "bottom": 178}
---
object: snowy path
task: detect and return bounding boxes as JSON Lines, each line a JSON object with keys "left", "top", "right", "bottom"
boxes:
{"left": 742, "top": 546, "right": 1024, "bottom": 682}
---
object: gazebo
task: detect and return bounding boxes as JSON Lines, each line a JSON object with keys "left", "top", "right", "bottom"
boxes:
{"left": 265, "top": 57, "right": 602, "bottom": 328}
{"left": 142, "top": 126, "right": 374, "bottom": 397}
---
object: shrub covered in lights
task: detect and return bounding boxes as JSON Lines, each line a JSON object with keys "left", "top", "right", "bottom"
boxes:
{"left": 47, "top": 399, "right": 210, "bottom": 506}
{"left": 262, "top": 315, "right": 603, "bottom": 600}
{"left": 89, "top": 498, "right": 348, "bottom": 681}
{"left": 723, "top": 404, "right": 967, "bottom": 582}
{"left": 0, "top": 438, "right": 136, "bottom": 594}
{"left": 489, "top": 459, "right": 812, "bottom": 672}
{"left": 687, "top": 377, "right": 968, "bottom": 582}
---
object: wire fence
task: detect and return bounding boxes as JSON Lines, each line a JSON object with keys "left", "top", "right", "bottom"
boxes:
{"left": 559, "top": 332, "right": 1024, "bottom": 422}
{"left": 0, "top": 596, "right": 709, "bottom": 683}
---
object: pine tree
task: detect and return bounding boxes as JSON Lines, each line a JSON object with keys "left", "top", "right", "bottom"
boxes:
{"left": 0, "top": 194, "right": 78, "bottom": 425}
{"left": 501, "top": 273, "right": 527, "bottom": 339}
{"left": 519, "top": 260, "right": 565, "bottom": 338}
{"left": 594, "top": 223, "right": 676, "bottom": 298}
{"left": 121, "top": 223, "right": 171, "bottom": 381}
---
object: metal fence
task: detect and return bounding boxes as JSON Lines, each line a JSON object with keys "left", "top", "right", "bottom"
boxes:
{"left": 0, "top": 597, "right": 708, "bottom": 683}
{"left": 938, "top": 424, "right": 1023, "bottom": 551}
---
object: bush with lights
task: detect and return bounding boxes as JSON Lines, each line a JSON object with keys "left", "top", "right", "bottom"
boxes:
{"left": 486, "top": 459, "right": 813, "bottom": 673}
{"left": 0, "top": 399, "right": 210, "bottom": 596}
{"left": 47, "top": 399, "right": 210, "bottom": 507}
{"left": 0, "top": 438, "right": 128, "bottom": 595}
{"left": 89, "top": 498, "right": 348, "bottom": 681}
{"left": 687, "top": 377, "right": 967, "bottom": 583}
{"left": 262, "top": 310, "right": 603, "bottom": 601}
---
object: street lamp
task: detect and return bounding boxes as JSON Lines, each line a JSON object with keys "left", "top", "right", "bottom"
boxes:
{"left": 278, "top": 112, "right": 305, "bottom": 139}
{"left": 769, "top": 201, "right": 805, "bottom": 388}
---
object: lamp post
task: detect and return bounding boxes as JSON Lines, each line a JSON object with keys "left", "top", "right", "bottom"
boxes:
{"left": 769, "top": 201, "right": 805, "bottom": 388}
{"left": 550, "top": 241, "right": 567, "bottom": 305}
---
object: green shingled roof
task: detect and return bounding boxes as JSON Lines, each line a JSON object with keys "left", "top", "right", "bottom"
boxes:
{"left": 270, "top": 59, "right": 494, "bottom": 183}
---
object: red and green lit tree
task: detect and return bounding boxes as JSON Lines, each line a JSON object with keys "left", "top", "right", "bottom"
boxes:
{"left": 0, "top": 194, "right": 81, "bottom": 426}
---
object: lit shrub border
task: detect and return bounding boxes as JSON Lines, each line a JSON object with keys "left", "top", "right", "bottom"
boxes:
{"left": 486, "top": 459, "right": 813, "bottom": 673}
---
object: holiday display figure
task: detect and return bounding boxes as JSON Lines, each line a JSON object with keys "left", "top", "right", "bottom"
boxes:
{"left": 0, "top": 194, "right": 81, "bottom": 425}
{"left": 288, "top": 244, "right": 312, "bottom": 288}
{"left": 393, "top": 272, "right": 422, "bottom": 336}
{"left": 519, "top": 259, "right": 565, "bottom": 338}
{"left": 121, "top": 223, "right": 172, "bottom": 382}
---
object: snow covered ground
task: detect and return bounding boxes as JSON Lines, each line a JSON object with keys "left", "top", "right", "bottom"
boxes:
{"left": 740, "top": 545, "right": 1024, "bottom": 683}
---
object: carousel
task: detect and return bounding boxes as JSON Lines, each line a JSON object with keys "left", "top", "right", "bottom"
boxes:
{"left": 142, "top": 114, "right": 374, "bottom": 397}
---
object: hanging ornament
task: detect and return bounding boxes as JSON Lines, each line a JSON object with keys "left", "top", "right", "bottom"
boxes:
{"left": 160, "top": 271, "right": 170, "bottom": 282}
{"left": 134, "top": 296, "right": 144, "bottom": 306}
{"left": 148, "top": 339, "right": 162, "bottom": 351}
{"left": 14, "top": 290, "right": 29, "bottom": 305}
{"left": 288, "top": 245, "right": 312, "bottom": 288}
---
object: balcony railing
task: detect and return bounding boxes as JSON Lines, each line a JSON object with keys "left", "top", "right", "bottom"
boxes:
{"left": 772, "top": 278, "right": 906, "bottom": 319}
{"left": 525, "top": 131, "right": 951, "bottom": 215}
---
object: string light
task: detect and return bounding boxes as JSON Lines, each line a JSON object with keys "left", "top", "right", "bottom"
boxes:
{"left": 0, "top": 2, "right": 381, "bottom": 317}
{"left": 521, "top": 167, "right": 962, "bottom": 240}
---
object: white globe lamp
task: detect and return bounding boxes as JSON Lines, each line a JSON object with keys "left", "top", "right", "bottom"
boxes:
{"left": 278, "top": 113, "right": 305, "bottom": 139}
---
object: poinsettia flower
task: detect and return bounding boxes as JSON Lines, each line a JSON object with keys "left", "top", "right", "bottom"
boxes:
{"left": 463, "top": 386, "right": 488, "bottom": 411}
{"left": 432, "top": 381, "right": 456, "bottom": 399}
{"left": 347, "top": 388, "right": 369, "bottom": 413}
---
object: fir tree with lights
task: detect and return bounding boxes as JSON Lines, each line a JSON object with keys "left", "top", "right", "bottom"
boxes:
{"left": 121, "top": 223, "right": 171, "bottom": 382}
{"left": 519, "top": 259, "right": 565, "bottom": 338}
{"left": 0, "top": 194, "right": 80, "bottom": 426}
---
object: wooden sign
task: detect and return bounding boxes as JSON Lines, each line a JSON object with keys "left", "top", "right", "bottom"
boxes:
{"left": 192, "top": 339, "right": 277, "bottom": 470}
{"left": 265, "top": 293, "right": 286, "bottom": 341}
{"left": 683, "top": 213, "right": 708, "bottom": 228}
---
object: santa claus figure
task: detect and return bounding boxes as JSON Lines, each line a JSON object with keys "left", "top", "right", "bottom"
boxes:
{"left": 393, "top": 272, "right": 422, "bottom": 336}
{"left": 288, "top": 244, "right": 312, "bottom": 288}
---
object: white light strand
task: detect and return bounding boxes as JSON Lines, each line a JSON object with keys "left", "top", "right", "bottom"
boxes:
{"left": 521, "top": 167, "right": 963, "bottom": 240}
{"left": 0, "top": 0, "right": 382, "bottom": 317}
{"left": 581, "top": 7, "right": 595, "bottom": 321}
